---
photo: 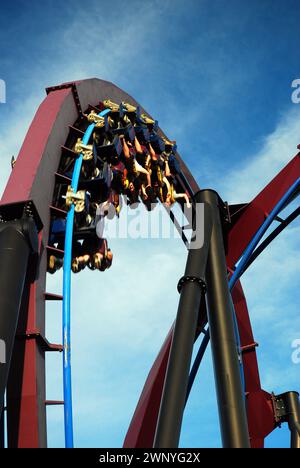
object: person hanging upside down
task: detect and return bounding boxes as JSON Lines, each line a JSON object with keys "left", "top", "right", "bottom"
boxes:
{"left": 71, "top": 240, "right": 89, "bottom": 273}
{"left": 90, "top": 238, "right": 113, "bottom": 271}
{"left": 71, "top": 237, "right": 113, "bottom": 273}
{"left": 121, "top": 136, "right": 152, "bottom": 188}
{"left": 95, "top": 199, "right": 110, "bottom": 239}
{"left": 48, "top": 241, "right": 64, "bottom": 274}
{"left": 164, "top": 181, "right": 191, "bottom": 209}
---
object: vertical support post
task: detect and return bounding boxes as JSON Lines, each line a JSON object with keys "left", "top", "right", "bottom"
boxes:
{"left": 0, "top": 402, "right": 4, "bottom": 448}
{"left": 202, "top": 189, "right": 250, "bottom": 448}
{"left": 7, "top": 230, "right": 47, "bottom": 448}
{"left": 0, "top": 218, "right": 38, "bottom": 417}
{"left": 7, "top": 275, "right": 47, "bottom": 448}
{"left": 154, "top": 196, "right": 213, "bottom": 448}
{"left": 285, "top": 392, "right": 300, "bottom": 448}
{"left": 276, "top": 392, "right": 300, "bottom": 448}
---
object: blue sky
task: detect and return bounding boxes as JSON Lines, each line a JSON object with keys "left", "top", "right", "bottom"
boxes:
{"left": 0, "top": 0, "right": 300, "bottom": 448}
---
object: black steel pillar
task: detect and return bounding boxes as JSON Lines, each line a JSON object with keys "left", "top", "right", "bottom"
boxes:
{"left": 154, "top": 195, "right": 213, "bottom": 448}
{"left": 0, "top": 218, "right": 38, "bottom": 417}
{"left": 0, "top": 400, "right": 4, "bottom": 448}
{"left": 202, "top": 189, "right": 249, "bottom": 448}
{"left": 277, "top": 392, "right": 300, "bottom": 448}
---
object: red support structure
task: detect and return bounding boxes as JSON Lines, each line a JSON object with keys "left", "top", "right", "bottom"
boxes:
{"left": 0, "top": 77, "right": 298, "bottom": 448}
{"left": 0, "top": 79, "right": 199, "bottom": 447}
{"left": 1, "top": 85, "right": 77, "bottom": 447}
{"left": 232, "top": 281, "right": 275, "bottom": 447}
{"left": 7, "top": 278, "right": 46, "bottom": 448}
{"left": 227, "top": 155, "right": 300, "bottom": 267}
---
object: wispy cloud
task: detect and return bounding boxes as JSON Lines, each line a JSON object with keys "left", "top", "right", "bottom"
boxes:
{"left": 0, "top": 94, "right": 45, "bottom": 193}
{"left": 218, "top": 107, "right": 300, "bottom": 202}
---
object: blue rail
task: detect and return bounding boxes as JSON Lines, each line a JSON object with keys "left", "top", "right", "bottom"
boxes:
{"left": 187, "top": 177, "right": 300, "bottom": 402}
{"left": 228, "top": 176, "right": 300, "bottom": 290}
{"left": 62, "top": 108, "right": 110, "bottom": 448}
{"left": 185, "top": 329, "right": 210, "bottom": 403}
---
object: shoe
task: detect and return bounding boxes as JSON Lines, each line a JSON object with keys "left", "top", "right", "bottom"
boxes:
{"left": 48, "top": 255, "right": 63, "bottom": 274}
{"left": 48, "top": 255, "right": 56, "bottom": 274}
{"left": 92, "top": 253, "right": 103, "bottom": 270}
{"left": 122, "top": 114, "right": 132, "bottom": 126}
{"left": 78, "top": 254, "right": 90, "bottom": 271}
{"left": 163, "top": 138, "right": 177, "bottom": 153}
{"left": 103, "top": 99, "right": 120, "bottom": 112}
{"left": 122, "top": 101, "right": 137, "bottom": 113}
{"left": 140, "top": 113, "right": 155, "bottom": 125}
{"left": 71, "top": 258, "right": 80, "bottom": 273}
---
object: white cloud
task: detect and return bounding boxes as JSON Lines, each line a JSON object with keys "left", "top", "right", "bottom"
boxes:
{"left": 0, "top": 94, "right": 45, "bottom": 194}
{"left": 219, "top": 107, "right": 300, "bottom": 202}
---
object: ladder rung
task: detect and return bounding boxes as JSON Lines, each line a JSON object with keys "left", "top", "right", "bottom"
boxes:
{"left": 16, "top": 329, "right": 63, "bottom": 352}
{"left": 50, "top": 205, "right": 67, "bottom": 217}
{"left": 45, "top": 400, "right": 64, "bottom": 406}
{"left": 241, "top": 342, "right": 259, "bottom": 353}
{"left": 68, "top": 125, "right": 84, "bottom": 137}
{"left": 97, "top": 102, "right": 106, "bottom": 111}
{"left": 44, "top": 292, "right": 63, "bottom": 301}
{"left": 44, "top": 342, "right": 63, "bottom": 353}
{"left": 88, "top": 103, "right": 102, "bottom": 113}
{"left": 61, "top": 145, "right": 77, "bottom": 158}
{"left": 55, "top": 172, "right": 72, "bottom": 184}
{"left": 47, "top": 245, "right": 65, "bottom": 257}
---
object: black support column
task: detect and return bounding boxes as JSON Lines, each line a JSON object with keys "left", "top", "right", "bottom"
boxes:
{"left": 285, "top": 392, "right": 300, "bottom": 448}
{"left": 154, "top": 195, "right": 213, "bottom": 448}
{"left": 0, "top": 218, "right": 38, "bottom": 417}
{"left": 0, "top": 398, "right": 4, "bottom": 448}
{"left": 276, "top": 392, "right": 300, "bottom": 448}
{"left": 202, "top": 190, "right": 249, "bottom": 448}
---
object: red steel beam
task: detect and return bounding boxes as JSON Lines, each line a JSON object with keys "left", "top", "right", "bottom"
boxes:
{"left": 232, "top": 281, "right": 275, "bottom": 447}
{"left": 7, "top": 268, "right": 47, "bottom": 447}
{"left": 3, "top": 87, "right": 77, "bottom": 447}
{"left": 227, "top": 154, "right": 300, "bottom": 268}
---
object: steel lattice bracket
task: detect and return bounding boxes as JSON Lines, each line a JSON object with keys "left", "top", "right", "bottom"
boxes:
{"left": 271, "top": 391, "right": 300, "bottom": 448}
{"left": 272, "top": 392, "right": 300, "bottom": 425}
{"left": 86, "top": 110, "right": 105, "bottom": 128}
{"left": 74, "top": 138, "right": 94, "bottom": 161}
{"left": 65, "top": 186, "right": 87, "bottom": 212}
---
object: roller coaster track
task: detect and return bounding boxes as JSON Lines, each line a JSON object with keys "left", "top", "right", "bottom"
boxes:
{"left": 0, "top": 78, "right": 299, "bottom": 448}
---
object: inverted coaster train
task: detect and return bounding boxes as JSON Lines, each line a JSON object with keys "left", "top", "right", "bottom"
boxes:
{"left": 0, "top": 78, "right": 299, "bottom": 448}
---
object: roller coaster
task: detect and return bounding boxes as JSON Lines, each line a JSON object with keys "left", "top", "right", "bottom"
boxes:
{"left": 0, "top": 78, "right": 299, "bottom": 448}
